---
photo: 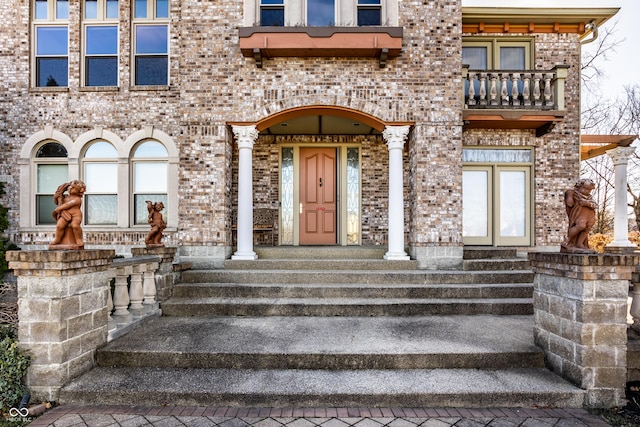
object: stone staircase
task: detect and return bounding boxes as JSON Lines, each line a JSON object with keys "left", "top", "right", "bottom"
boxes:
{"left": 59, "top": 246, "right": 587, "bottom": 408}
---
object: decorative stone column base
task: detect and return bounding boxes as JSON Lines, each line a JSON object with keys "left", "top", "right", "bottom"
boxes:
{"left": 6, "top": 249, "right": 115, "bottom": 402}
{"left": 410, "top": 246, "right": 463, "bottom": 270}
{"left": 529, "top": 252, "right": 640, "bottom": 408}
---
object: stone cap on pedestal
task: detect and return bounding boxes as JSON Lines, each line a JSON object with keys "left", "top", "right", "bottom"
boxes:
{"left": 7, "top": 249, "right": 116, "bottom": 277}
{"left": 131, "top": 246, "right": 177, "bottom": 263}
{"left": 528, "top": 252, "right": 640, "bottom": 280}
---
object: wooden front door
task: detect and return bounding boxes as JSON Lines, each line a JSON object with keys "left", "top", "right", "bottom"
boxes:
{"left": 300, "top": 147, "right": 337, "bottom": 245}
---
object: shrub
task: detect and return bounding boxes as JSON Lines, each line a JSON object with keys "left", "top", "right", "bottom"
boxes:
{"left": 0, "top": 329, "right": 30, "bottom": 414}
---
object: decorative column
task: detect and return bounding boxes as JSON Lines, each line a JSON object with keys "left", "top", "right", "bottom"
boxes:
{"left": 383, "top": 126, "right": 410, "bottom": 260}
{"left": 606, "top": 146, "right": 638, "bottom": 252}
{"left": 232, "top": 125, "right": 259, "bottom": 260}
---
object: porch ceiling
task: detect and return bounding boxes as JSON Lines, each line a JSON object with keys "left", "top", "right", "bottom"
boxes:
{"left": 261, "top": 115, "right": 381, "bottom": 135}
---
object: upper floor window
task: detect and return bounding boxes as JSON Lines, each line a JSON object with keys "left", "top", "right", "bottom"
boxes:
{"left": 35, "top": 142, "right": 69, "bottom": 224}
{"left": 33, "top": 0, "right": 69, "bottom": 87}
{"left": 261, "top": 0, "right": 284, "bottom": 26}
{"left": 83, "top": 0, "right": 119, "bottom": 87}
{"left": 357, "top": 0, "right": 381, "bottom": 26}
{"left": 254, "top": 0, "right": 395, "bottom": 27}
{"left": 133, "top": 0, "right": 169, "bottom": 86}
{"left": 462, "top": 38, "right": 533, "bottom": 70}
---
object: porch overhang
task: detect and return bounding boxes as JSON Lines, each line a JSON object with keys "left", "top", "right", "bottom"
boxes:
{"left": 238, "top": 27, "right": 403, "bottom": 68}
{"left": 463, "top": 110, "right": 565, "bottom": 137}
{"left": 580, "top": 134, "right": 638, "bottom": 161}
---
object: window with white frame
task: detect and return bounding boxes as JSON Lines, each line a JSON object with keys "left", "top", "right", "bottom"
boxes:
{"left": 33, "top": 0, "right": 69, "bottom": 87}
{"left": 83, "top": 0, "right": 119, "bottom": 86}
{"left": 35, "top": 142, "right": 69, "bottom": 224}
{"left": 132, "top": 141, "right": 168, "bottom": 225}
{"left": 83, "top": 140, "right": 118, "bottom": 224}
{"left": 133, "top": 0, "right": 169, "bottom": 86}
{"left": 254, "top": 0, "right": 394, "bottom": 27}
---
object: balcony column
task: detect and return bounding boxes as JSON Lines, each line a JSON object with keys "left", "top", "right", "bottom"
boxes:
{"left": 605, "top": 146, "right": 638, "bottom": 252}
{"left": 383, "top": 125, "right": 410, "bottom": 260}
{"left": 232, "top": 125, "right": 259, "bottom": 260}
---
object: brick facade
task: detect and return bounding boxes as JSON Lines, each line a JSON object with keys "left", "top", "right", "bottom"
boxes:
{"left": 0, "top": 0, "right": 592, "bottom": 265}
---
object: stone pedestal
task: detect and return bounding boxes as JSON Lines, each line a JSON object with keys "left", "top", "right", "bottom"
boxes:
{"left": 131, "top": 246, "right": 178, "bottom": 302}
{"left": 6, "top": 249, "right": 115, "bottom": 401}
{"left": 529, "top": 252, "right": 639, "bottom": 408}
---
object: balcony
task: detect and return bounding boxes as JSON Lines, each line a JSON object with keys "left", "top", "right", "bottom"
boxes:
{"left": 462, "top": 65, "right": 568, "bottom": 137}
{"left": 239, "top": 27, "right": 403, "bottom": 68}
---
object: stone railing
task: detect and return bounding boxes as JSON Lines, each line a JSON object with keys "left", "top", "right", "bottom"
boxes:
{"left": 6, "top": 246, "right": 183, "bottom": 402}
{"left": 462, "top": 65, "right": 568, "bottom": 110}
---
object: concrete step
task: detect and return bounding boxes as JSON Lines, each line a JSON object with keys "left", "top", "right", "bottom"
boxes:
{"left": 170, "top": 282, "right": 533, "bottom": 299}
{"left": 463, "top": 258, "right": 530, "bottom": 271}
{"left": 225, "top": 259, "right": 419, "bottom": 270}
{"left": 161, "top": 297, "right": 533, "bottom": 316}
{"left": 59, "top": 367, "right": 585, "bottom": 408}
{"left": 181, "top": 269, "right": 534, "bottom": 285}
{"left": 255, "top": 246, "right": 388, "bottom": 259}
{"left": 96, "top": 316, "right": 543, "bottom": 370}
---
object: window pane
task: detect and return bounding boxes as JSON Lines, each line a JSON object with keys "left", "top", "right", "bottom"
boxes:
{"left": 136, "top": 25, "right": 168, "bottom": 53}
{"left": 358, "top": 9, "right": 380, "bottom": 26}
{"left": 134, "top": 194, "right": 167, "bottom": 225}
{"left": 156, "top": 0, "right": 168, "bottom": 18}
{"left": 135, "top": 0, "right": 147, "bottom": 18}
{"left": 85, "top": 163, "right": 118, "bottom": 192}
{"left": 500, "top": 47, "right": 525, "bottom": 70}
{"left": 86, "top": 57, "right": 118, "bottom": 86}
{"left": 36, "top": 142, "right": 68, "bottom": 157}
{"left": 261, "top": 9, "right": 284, "bottom": 26}
{"left": 463, "top": 170, "right": 489, "bottom": 237}
{"left": 106, "top": 0, "right": 119, "bottom": 18}
{"left": 37, "top": 195, "right": 58, "bottom": 225}
{"left": 346, "top": 147, "right": 360, "bottom": 245}
{"left": 280, "top": 148, "right": 293, "bottom": 245}
{"left": 462, "top": 46, "right": 487, "bottom": 69}
{"left": 86, "top": 26, "right": 118, "bottom": 54}
{"left": 500, "top": 171, "right": 526, "bottom": 237}
{"left": 358, "top": 0, "right": 380, "bottom": 4}
{"left": 37, "top": 27, "right": 68, "bottom": 55}
{"left": 134, "top": 163, "right": 167, "bottom": 192}
{"left": 35, "top": 0, "right": 48, "bottom": 19}
{"left": 56, "top": 0, "right": 69, "bottom": 19}
{"left": 135, "top": 56, "right": 168, "bottom": 85}
{"left": 85, "top": 141, "right": 118, "bottom": 157}
{"left": 262, "top": 0, "right": 283, "bottom": 4}
{"left": 307, "top": 0, "right": 334, "bottom": 26}
{"left": 37, "top": 164, "right": 68, "bottom": 193}
{"left": 134, "top": 141, "right": 168, "bottom": 157}
{"left": 37, "top": 58, "right": 68, "bottom": 87}
{"left": 85, "top": 195, "right": 117, "bottom": 224}
{"left": 85, "top": 0, "right": 98, "bottom": 18}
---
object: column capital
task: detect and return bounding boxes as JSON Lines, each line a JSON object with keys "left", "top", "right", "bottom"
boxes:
{"left": 606, "top": 145, "right": 636, "bottom": 166}
{"left": 383, "top": 125, "right": 410, "bottom": 151}
{"left": 232, "top": 125, "right": 259, "bottom": 150}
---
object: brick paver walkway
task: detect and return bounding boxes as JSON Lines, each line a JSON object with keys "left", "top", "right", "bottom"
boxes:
{"left": 22, "top": 406, "right": 611, "bottom": 427}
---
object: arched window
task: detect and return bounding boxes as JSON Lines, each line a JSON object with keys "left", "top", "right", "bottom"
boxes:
{"left": 132, "top": 140, "right": 168, "bottom": 225}
{"left": 35, "top": 142, "right": 68, "bottom": 224}
{"left": 83, "top": 140, "right": 118, "bottom": 224}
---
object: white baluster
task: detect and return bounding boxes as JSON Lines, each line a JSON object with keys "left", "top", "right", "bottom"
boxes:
{"left": 112, "top": 266, "right": 132, "bottom": 322}
{"left": 467, "top": 72, "right": 476, "bottom": 106}
{"left": 500, "top": 73, "right": 509, "bottom": 105}
{"left": 489, "top": 73, "right": 498, "bottom": 105}
{"left": 522, "top": 73, "right": 531, "bottom": 106}
{"left": 129, "top": 266, "right": 144, "bottom": 315}
{"left": 511, "top": 73, "right": 520, "bottom": 105}
{"left": 479, "top": 73, "right": 487, "bottom": 105}
{"left": 143, "top": 262, "right": 159, "bottom": 307}
{"left": 543, "top": 73, "right": 553, "bottom": 107}
{"left": 532, "top": 74, "right": 542, "bottom": 106}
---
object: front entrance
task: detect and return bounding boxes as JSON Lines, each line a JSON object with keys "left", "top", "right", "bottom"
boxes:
{"left": 300, "top": 147, "right": 337, "bottom": 245}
